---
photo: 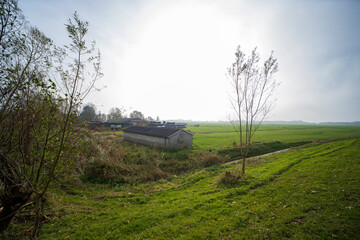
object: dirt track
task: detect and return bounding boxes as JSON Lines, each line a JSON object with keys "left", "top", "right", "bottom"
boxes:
{"left": 224, "top": 148, "right": 292, "bottom": 165}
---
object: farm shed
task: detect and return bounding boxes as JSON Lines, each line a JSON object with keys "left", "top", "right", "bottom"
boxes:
{"left": 123, "top": 126, "right": 194, "bottom": 149}
{"left": 105, "top": 118, "right": 148, "bottom": 129}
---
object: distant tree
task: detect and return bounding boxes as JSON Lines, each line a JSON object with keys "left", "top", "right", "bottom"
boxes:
{"left": 96, "top": 111, "right": 107, "bottom": 122}
{"left": 129, "top": 110, "right": 144, "bottom": 119}
{"left": 80, "top": 103, "right": 96, "bottom": 121}
{"left": 108, "top": 107, "right": 126, "bottom": 120}
{"left": 227, "top": 46, "right": 279, "bottom": 174}
{"left": 146, "top": 116, "right": 154, "bottom": 121}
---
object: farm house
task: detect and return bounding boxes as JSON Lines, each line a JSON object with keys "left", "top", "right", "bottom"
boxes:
{"left": 123, "top": 126, "right": 194, "bottom": 149}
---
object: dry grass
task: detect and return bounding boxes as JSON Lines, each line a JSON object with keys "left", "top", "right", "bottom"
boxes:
{"left": 80, "top": 132, "right": 226, "bottom": 184}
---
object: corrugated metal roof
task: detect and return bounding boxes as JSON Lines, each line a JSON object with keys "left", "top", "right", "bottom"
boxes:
{"left": 123, "top": 126, "right": 192, "bottom": 138}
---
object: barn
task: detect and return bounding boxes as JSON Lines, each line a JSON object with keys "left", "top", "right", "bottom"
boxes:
{"left": 123, "top": 126, "right": 193, "bottom": 149}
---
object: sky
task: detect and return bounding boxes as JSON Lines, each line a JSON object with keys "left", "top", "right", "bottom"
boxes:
{"left": 19, "top": 0, "right": 360, "bottom": 122}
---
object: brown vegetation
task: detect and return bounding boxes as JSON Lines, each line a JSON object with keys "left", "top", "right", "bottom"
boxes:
{"left": 80, "top": 132, "right": 225, "bottom": 184}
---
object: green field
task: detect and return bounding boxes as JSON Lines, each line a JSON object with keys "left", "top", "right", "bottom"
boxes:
{"left": 6, "top": 125, "right": 360, "bottom": 239}
{"left": 7, "top": 138, "right": 358, "bottom": 239}
{"left": 187, "top": 123, "right": 360, "bottom": 149}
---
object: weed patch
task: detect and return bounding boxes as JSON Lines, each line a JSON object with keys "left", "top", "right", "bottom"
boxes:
{"left": 216, "top": 170, "right": 252, "bottom": 188}
{"left": 80, "top": 135, "right": 227, "bottom": 184}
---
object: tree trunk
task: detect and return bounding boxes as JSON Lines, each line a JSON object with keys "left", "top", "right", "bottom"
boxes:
{"left": 32, "top": 193, "right": 45, "bottom": 239}
{"left": 0, "top": 191, "right": 32, "bottom": 233}
{"left": 242, "top": 156, "right": 246, "bottom": 175}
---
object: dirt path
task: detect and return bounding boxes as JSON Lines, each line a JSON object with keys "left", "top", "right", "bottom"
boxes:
{"left": 224, "top": 148, "right": 292, "bottom": 165}
{"left": 192, "top": 131, "right": 236, "bottom": 134}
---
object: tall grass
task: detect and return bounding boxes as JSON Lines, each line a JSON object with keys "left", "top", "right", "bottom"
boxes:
{"left": 81, "top": 134, "right": 225, "bottom": 184}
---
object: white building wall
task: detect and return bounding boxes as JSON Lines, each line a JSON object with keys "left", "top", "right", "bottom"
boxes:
{"left": 123, "top": 132, "right": 166, "bottom": 148}
{"left": 123, "top": 130, "right": 193, "bottom": 149}
{"left": 167, "top": 131, "right": 193, "bottom": 149}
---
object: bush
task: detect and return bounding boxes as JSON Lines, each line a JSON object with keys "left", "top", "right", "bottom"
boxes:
{"left": 196, "top": 152, "right": 224, "bottom": 167}
{"left": 159, "top": 159, "right": 192, "bottom": 174}
{"left": 83, "top": 159, "right": 168, "bottom": 184}
{"left": 139, "top": 166, "right": 169, "bottom": 182}
{"left": 83, "top": 159, "right": 128, "bottom": 183}
{"left": 216, "top": 170, "right": 251, "bottom": 187}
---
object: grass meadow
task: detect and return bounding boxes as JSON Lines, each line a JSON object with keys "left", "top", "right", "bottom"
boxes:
{"left": 187, "top": 123, "right": 360, "bottom": 149}
{"left": 5, "top": 124, "right": 360, "bottom": 239}
{"left": 27, "top": 138, "right": 360, "bottom": 239}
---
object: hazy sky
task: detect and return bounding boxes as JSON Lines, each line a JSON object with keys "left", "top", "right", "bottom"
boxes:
{"left": 20, "top": 0, "right": 360, "bottom": 122}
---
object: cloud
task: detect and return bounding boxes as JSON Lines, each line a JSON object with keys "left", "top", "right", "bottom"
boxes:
{"left": 19, "top": 0, "right": 360, "bottom": 121}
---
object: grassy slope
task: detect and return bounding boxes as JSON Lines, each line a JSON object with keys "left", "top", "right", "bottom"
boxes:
{"left": 38, "top": 139, "right": 360, "bottom": 239}
{"left": 187, "top": 124, "right": 360, "bottom": 149}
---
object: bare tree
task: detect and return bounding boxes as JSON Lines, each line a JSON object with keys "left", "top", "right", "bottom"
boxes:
{"left": 108, "top": 107, "right": 127, "bottom": 120}
{"left": 96, "top": 111, "right": 107, "bottom": 122}
{"left": 130, "top": 110, "right": 145, "bottom": 120}
{"left": 0, "top": 6, "right": 102, "bottom": 237}
{"left": 227, "top": 46, "right": 279, "bottom": 174}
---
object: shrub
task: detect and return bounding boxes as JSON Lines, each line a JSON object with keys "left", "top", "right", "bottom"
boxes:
{"left": 216, "top": 170, "right": 251, "bottom": 187}
{"left": 139, "top": 166, "right": 169, "bottom": 182}
{"left": 159, "top": 159, "right": 192, "bottom": 174}
{"left": 83, "top": 159, "right": 128, "bottom": 183}
{"left": 83, "top": 159, "right": 168, "bottom": 184}
{"left": 196, "top": 152, "right": 224, "bottom": 167}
